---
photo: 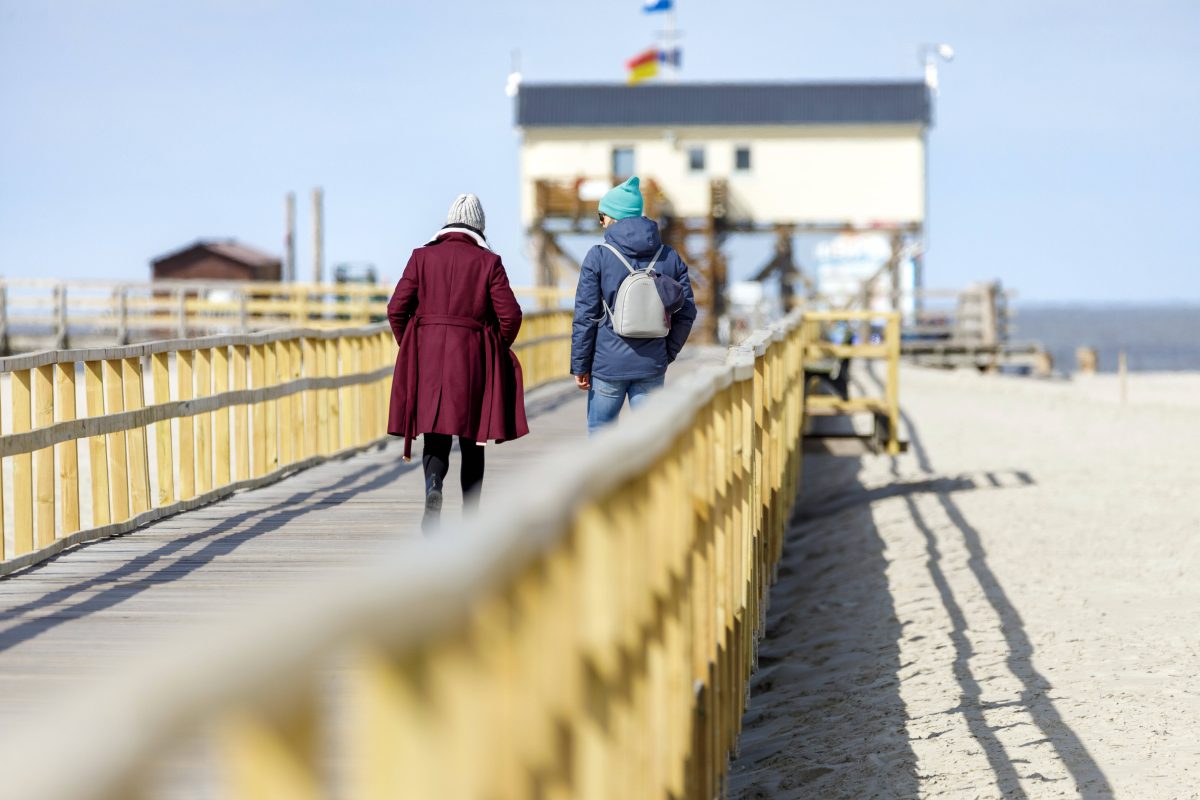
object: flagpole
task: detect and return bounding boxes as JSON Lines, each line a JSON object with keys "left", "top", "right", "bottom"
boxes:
{"left": 658, "top": 1, "right": 678, "bottom": 82}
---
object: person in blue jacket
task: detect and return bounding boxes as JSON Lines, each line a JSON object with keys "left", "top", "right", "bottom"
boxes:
{"left": 571, "top": 176, "right": 697, "bottom": 434}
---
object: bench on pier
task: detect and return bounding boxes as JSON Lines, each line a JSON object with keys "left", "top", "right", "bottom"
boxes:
{"left": 801, "top": 312, "right": 907, "bottom": 455}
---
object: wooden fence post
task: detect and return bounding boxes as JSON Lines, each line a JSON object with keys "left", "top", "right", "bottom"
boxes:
{"left": 123, "top": 357, "right": 152, "bottom": 516}
{"left": 177, "top": 350, "right": 195, "bottom": 501}
{"left": 250, "top": 345, "right": 267, "bottom": 478}
{"left": 34, "top": 365, "right": 55, "bottom": 548}
{"left": 151, "top": 352, "right": 176, "bottom": 507}
{"left": 275, "top": 340, "right": 293, "bottom": 467}
{"left": 302, "top": 338, "right": 320, "bottom": 459}
{"left": 238, "top": 290, "right": 250, "bottom": 333}
{"left": 53, "top": 283, "right": 68, "bottom": 350}
{"left": 324, "top": 339, "right": 339, "bottom": 453}
{"left": 103, "top": 359, "right": 131, "bottom": 523}
{"left": 11, "top": 369, "right": 33, "bottom": 555}
{"left": 265, "top": 342, "right": 278, "bottom": 471}
{"left": 57, "top": 362, "right": 81, "bottom": 536}
{"left": 233, "top": 346, "right": 250, "bottom": 481}
{"left": 338, "top": 338, "right": 354, "bottom": 449}
{"left": 0, "top": 381, "right": 5, "bottom": 561}
{"left": 288, "top": 338, "right": 304, "bottom": 461}
{"left": 0, "top": 281, "right": 8, "bottom": 355}
{"left": 214, "top": 346, "right": 231, "bottom": 486}
{"left": 886, "top": 313, "right": 901, "bottom": 455}
{"left": 84, "top": 362, "right": 111, "bottom": 528}
{"left": 116, "top": 287, "right": 129, "bottom": 345}
{"left": 194, "top": 347, "right": 213, "bottom": 494}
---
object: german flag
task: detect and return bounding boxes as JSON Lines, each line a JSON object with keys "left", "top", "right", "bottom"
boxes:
{"left": 626, "top": 48, "right": 659, "bottom": 85}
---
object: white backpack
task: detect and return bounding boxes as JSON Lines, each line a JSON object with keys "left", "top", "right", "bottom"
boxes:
{"left": 599, "top": 243, "right": 669, "bottom": 338}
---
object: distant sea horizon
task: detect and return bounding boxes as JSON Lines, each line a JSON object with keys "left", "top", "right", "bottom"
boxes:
{"left": 1011, "top": 302, "right": 1200, "bottom": 374}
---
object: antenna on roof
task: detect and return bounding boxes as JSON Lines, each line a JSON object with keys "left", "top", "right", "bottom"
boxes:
{"left": 918, "top": 43, "right": 955, "bottom": 94}
{"left": 506, "top": 49, "right": 523, "bottom": 98}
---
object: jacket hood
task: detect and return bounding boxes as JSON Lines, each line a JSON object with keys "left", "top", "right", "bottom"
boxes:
{"left": 603, "top": 216, "right": 662, "bottom": 258}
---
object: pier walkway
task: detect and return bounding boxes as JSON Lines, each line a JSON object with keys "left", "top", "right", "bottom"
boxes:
{"left": 0, "top": 306, "right": 1192, "bottom": 798}
{"left": 0, "top": 376, "right": 587, "bottom": 726}
{"left": 0, "top": 343, "right": 724, "bottom": 729}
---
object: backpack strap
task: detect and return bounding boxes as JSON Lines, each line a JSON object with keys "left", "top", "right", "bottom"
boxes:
{"left": 646, "top": 246, "right": 664, "bottom": 273}
{"left": 600, "top": 242, "right": 665, "bottom": 275}
{"left": 600, "top": 242, "right": 637, "bottom": 275}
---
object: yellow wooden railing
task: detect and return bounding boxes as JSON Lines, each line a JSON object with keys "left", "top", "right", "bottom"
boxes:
{"left": 0, "top": 278, "right": 574, "bottom": 353}
{"left": 0, "top": 311, "right": 799, "bottom": 795}
{"left": 800, "top": 310, "right": 902, "bottom": 455}
{"left": 0, "top": 310, "right": 572, "bottom": 575}
{"left": 0, "top": 311, "right": 807, "bottom": 800}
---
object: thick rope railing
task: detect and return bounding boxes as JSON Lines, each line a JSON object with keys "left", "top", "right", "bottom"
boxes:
{"left": 0, "top": 310, "right": 572, "bottom": 575}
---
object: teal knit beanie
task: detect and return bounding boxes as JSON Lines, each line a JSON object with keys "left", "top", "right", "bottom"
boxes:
{"left": 598, "top": 176, "right": 644, "bottom": 220}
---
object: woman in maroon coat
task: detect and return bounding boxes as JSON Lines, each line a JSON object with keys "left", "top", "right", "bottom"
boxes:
{"left": 387, "top": 194, "right": 528, "bottom": 529}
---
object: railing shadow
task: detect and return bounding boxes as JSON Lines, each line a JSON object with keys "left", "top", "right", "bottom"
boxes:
{"left": 729, "top": 450, "right": 920, "bottom": 798}
{"left": 860, "top": 362, "right": 1113, "bottom": 798}
{"left": 0, "top": 454, "right": 415, "bottom": 654}
{"left": 899, "top": 409, "right": 1112, "bottom": 798}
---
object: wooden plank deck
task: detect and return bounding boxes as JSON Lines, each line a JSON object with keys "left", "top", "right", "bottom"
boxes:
{"left": 0, "top": 349, "right": 724, "bottom": 728}
{"left": 0, "top": 378, "right": 586, "bottom": 724}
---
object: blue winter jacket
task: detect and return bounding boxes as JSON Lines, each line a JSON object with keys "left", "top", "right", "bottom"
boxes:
{"left": 571, "top": 217, "right": 697, "bottom": 381}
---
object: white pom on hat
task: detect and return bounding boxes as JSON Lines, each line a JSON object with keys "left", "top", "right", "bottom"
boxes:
{"left": 446, "top": 193, "right": 485, "bottom": 232}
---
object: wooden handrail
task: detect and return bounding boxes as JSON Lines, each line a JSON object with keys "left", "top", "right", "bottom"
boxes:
{"left": 0, "top": 279, "right": 575, "bottom": 354}
{"left": 0, "top": 311, "right": 573, "bottom": 574}
{"left": 0, "top": 310, "right": 810, "bottom": 800}
{"left": 801, "top": 310, "right": 902, "bottom": 454}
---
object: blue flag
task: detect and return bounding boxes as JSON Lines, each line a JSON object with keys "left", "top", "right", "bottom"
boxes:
{"left": 643, "top": 0, "right": 672, "bottom": 12}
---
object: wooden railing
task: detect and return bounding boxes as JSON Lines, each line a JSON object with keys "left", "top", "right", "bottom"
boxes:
{"left": 0, "top": 311, "right": 808, "bottom": 800}
{"left": 0, "top": 278, "right": 573, "bottom": 354}
{"left": 800, "top": 310, "right": 902, "bottom": 455}
{"left": 0, "top": 310, "right": 572, "bottom": 575}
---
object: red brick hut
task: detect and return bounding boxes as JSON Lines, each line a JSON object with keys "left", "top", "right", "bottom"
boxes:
{"left": 151, "top": 240, "right": 282, "bottom": 282}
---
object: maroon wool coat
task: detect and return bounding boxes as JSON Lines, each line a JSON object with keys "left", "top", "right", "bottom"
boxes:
{"left": 386, "top": 229, "right": 528, "bottom": 459}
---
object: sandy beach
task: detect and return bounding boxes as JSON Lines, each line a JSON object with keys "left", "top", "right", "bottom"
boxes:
{"left": 730, "top": 366, "right": 1200, "bottom": 799}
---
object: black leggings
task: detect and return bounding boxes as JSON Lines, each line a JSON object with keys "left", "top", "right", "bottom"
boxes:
{"left": 422, "top": 433, "right": 485, "bottom": 506}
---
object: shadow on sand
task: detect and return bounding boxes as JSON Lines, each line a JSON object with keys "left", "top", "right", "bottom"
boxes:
{"left": 730, "top": 367, "right": 1111, "bottom": 799}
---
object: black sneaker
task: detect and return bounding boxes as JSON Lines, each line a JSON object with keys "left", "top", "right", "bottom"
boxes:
{"left": 422, "top": 488, "right": 443, "bottom": 532}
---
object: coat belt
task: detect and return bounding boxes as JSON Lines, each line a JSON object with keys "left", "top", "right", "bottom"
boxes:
{"left": 416, "top": 314, "right": 484, "bottom": 331}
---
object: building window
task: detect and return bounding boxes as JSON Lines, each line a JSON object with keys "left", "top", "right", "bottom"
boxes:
{"left": 687, "top": 146, "right": 705, "bottom": 172}
{"left": 735, "top": 146, "right": 752, "bottom": 171}
{"left": 612, "top": 147, "right": 635, "bottom": 181}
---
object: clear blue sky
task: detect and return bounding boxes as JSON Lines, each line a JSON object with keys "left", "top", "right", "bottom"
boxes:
{"left": 1, "top": 0, "right": 1197, "bottom": 302}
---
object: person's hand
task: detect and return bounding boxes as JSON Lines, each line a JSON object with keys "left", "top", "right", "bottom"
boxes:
{"left": 575, "top": 373, "right": 591, "bottom": 391}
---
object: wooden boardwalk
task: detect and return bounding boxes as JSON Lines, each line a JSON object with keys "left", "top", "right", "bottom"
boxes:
{"left": 0, "top": 377, "right": 590, "bottom": 726}
{"left": 0, "top": 349, "right": 725, "bottom": 729}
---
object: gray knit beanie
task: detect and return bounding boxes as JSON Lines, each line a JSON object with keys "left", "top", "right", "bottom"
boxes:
{"left": 445, "top": 193, "right": 485, "bottom": 232}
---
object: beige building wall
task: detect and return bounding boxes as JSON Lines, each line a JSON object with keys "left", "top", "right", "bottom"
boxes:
{"left": 519, "top": 124, "right": 926, "bottom": 227}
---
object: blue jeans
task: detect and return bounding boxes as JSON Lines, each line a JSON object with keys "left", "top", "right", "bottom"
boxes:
{"left": 587, "top": 375, "right": 665, "bottom": 435}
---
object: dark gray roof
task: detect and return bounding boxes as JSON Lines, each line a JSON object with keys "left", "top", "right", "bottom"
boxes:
{"left": 516, "top": 82, "right": 930, "bottom": 128}
{"left": 151, "top": 239, "right": 279, "bottom": 269}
